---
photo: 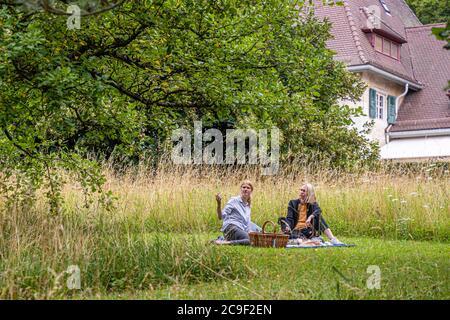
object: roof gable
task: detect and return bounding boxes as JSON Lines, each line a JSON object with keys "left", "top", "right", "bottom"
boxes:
{"left": 314, "top": 0, "right": 421, "bottom": 83}
{"left": 392, "top": 24, "right": 450, "bottom": 132}
{"left": 313, "top": 1, "right": 449, "bottom": 132}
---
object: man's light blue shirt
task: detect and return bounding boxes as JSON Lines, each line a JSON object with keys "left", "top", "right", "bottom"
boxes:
{"left": 221, "top": 196, "right": 261, "bottom": 232}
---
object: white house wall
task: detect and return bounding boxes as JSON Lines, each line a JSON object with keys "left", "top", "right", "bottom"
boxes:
{"left": 349, "top": 72, "right": 406, "bottom": 146}
{"left": 380, "top": 136, "right": 450, "bottom": 160}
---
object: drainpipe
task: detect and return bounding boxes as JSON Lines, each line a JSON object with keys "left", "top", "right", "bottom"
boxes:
{"left": 385, "top": 84, "right": 409, "bottom": 144}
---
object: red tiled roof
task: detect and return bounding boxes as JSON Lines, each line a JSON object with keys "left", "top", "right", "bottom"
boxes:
{"left": 390, "top": 0, "right": 422, "bottom": 27}
{"left": 391, "top": 118, "right": 450, "bottom": 132}
{"left": 313, "top": 1, "right": 449, "bottom": 132}
{"left": 314, "top": 1, "right": 365, "bottom": 66}
{"left": 360, "top": 7, "right": 407, "bottom": 43}
{"left": 391, "top": 24, "right": 450, "bottom": 132}
{"left": 314, "top": 0, "right": 422, "bottom": 84}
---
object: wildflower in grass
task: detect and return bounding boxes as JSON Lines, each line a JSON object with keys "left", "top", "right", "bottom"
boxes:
{"left": 409, "top": 192, "right": 419, "bottom": 197}
{"left": 387, "top": 195, "right": 393, "bottom": 198}
{"left": 392, "top": 198, "right": 398, "bottom": 202}
{"left": 423, "top": 204, "right": 430, "bottom": 209}
{"left": 400, "top": 200, "right": 407, "bottom": 205}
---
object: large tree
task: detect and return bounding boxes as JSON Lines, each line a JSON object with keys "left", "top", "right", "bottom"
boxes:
{"left": 405, "top": 0, "right": 449, "bottom": 25}
{"left": 0, "top": 0, "right": 373, "bottom": 211}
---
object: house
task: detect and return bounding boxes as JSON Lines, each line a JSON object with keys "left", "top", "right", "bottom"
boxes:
{"left": 314, "top": 0, "right": 450, "bottom": 161}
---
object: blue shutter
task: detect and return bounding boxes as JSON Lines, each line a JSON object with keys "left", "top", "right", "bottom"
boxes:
{"left": 369, "top": 88, "right": 377, "bottom": 119}
{"left": 387, "top": 95, "right": 396, "bottom": 124}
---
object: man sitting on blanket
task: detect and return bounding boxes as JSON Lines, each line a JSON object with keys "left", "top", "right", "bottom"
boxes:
{"left": 279, "top": 183, "right": 343, "bottom": 245}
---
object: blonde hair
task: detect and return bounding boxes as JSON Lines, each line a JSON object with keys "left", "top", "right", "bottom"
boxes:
{"left": 241, "top": 180, "right": 254, "bottom": 191}
{"left": 302, "top": 183, "right": 317, "bottom": 204}
{"left": 240, "top": 180, "right": 253, "bottom": 205}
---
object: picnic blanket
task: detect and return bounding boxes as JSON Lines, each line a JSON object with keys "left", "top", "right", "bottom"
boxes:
{"left": 211, "top": 235, "right": 355, "bottom": 248}
{"left": 286, "top": 237, "right": 355, "bottom": 249}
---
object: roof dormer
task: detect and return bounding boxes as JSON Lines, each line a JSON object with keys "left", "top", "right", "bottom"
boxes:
{"left": 360, "top": 6, "right": 407, "bottom": 44}
{"left": 371, "top": 33, "right": 401, "bottom": 60}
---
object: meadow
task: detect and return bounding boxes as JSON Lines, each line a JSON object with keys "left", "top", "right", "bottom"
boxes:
{"left": 0, "top": 162, "right": 449, "bottom": 299}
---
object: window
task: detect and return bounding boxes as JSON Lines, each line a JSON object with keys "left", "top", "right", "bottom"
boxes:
{"left": 379, "top": 0, "right": 391, "bottom": 14}
{"left": 376, "top": 92, "right": 386, "bottom": 120}
{"left": 391, "top": 43, "right": 399, "bottom": 59}
{"left": 370, "top": 89, "right": 395, "bottom": 122}
{"left": 375, "top": 35, "right": 383, "bottom": 51}
{"left": 373, "top": 34, "right": 400, "bottom": 60}
{"left": 382, "top": 38, "right": 391, "bottom": 55}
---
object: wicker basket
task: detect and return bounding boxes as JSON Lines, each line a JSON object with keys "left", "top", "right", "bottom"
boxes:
{"left": 249, "top": 221, "right": 289, "bottom": 248}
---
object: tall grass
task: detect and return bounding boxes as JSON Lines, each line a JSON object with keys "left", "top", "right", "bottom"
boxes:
{"left": 0, "top": 159, "right": 448, "bottom": 298}
{"left": 75, "top": 159, "right": 449, "bottom": 240}
{"left": 0, "top": 205, "right": 249, "bottom": 299}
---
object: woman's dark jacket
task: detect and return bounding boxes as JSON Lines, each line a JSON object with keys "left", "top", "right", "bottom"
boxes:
{"left": 285, "top": 199, "right": 324, "bottom": 230}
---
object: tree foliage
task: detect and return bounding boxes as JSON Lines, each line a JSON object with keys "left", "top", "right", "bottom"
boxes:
{"left": 405, "top": 0, "right": 449, "bottom": 25}
{"left": 405, "top": 0, "right": 450, "bottom": 50}
{"left": 0, "top": 0, "right": 376, "bottom": 212}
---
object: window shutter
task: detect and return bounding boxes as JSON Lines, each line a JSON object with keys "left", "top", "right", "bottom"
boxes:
{"left": 369, "top": 88, "right": 377, "bottom": 119}
{"left": 387, "top": 95, "right": 396, "bottom": 124}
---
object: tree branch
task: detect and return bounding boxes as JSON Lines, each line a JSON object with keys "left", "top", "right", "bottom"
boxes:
{"left": 3, "top": 128, "right": 37, "bottom": 158}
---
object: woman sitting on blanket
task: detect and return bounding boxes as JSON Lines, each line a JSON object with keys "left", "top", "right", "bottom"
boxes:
{"left": 214, "top": 180, "right": 261, "bottom": 245}
{"left": 281, "top": 183, "right": 342, "bottom": 245}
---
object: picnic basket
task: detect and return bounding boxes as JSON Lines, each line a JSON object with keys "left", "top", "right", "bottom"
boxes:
{"left": 249, "top": 221, "right": 289, "bottom": 248}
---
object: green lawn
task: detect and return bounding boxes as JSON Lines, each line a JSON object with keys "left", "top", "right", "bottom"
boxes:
{"left": 84, "top": 235, "right": 449, "bottom": 300}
